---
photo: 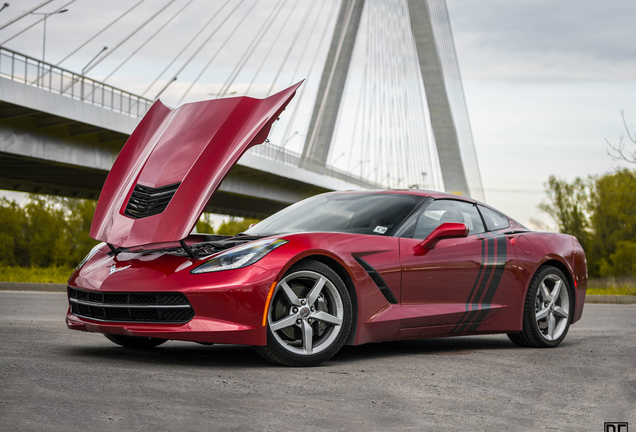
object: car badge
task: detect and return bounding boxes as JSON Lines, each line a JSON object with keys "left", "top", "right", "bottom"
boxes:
{"left": 109, "top": 264, "right": 131, "bottom": 275}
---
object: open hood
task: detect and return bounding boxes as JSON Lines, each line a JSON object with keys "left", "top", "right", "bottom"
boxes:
{"left": 90, "top": 82, "right": 302, "bottom": 248}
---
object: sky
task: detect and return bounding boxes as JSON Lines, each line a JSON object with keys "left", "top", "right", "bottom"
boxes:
{"left": 1, "top": 0, "right": 635, "bottom": 228}
{"left": 445, "top": 0, "right": 636, "bottom": 226}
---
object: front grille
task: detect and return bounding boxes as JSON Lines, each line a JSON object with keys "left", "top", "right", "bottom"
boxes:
{"left": 124, "top": 182, "right": 180, "bottom": 219}
{"left": 68, "top": 287, "right": 194, "bottom": 323}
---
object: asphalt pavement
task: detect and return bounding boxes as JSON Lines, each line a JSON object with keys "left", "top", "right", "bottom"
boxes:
{"left": 0, "top": 291, "right": 633, "bottom": 432}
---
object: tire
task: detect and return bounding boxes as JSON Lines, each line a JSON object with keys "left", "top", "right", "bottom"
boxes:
{"left": 104, "top": 334, "right": 167, "bottom": 349}
{"left": 508, "top": 266, "right": 572, "bottom": 348}
{"left": 255, "top": 260, "right": 353, "bottom": 366}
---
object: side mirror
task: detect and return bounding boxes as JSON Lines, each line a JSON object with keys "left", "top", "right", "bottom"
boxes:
{"left": 420, "top": 223, "right": 469, "bottom": 249}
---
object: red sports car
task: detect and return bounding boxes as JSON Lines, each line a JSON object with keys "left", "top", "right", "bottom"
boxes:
{"left": 67, "top": 83, "right": 588, "bottom": 366}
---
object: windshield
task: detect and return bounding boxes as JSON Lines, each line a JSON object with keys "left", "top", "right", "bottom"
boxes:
{"left": 244, "top": 193, "right": 423, "bottom": 236}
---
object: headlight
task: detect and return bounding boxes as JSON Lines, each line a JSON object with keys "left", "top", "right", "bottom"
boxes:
{"left": 76, "top": 242, "right": 106, "bottom": 270}
{"left": 191, "top": 238, "right": 287, "bottom": 274}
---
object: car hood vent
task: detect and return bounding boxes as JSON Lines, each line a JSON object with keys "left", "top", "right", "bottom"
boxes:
{"left": 124, "top": 182, "right": 180, "bottom": 219}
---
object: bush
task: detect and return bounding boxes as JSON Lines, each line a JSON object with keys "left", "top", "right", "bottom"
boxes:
{"left": 599, "top": 241, "right": 636, "bottom": 278}
{"left": 0, "top": 195, "right": 99, "bottom": 268}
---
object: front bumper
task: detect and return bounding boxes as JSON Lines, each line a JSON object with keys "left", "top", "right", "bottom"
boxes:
{"left": 66, "top": 264, "right": 277, "bottom": 346}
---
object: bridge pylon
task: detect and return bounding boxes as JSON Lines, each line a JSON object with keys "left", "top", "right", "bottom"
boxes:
{"left": 301, "top": 0, "right": 483, "bottom": 199}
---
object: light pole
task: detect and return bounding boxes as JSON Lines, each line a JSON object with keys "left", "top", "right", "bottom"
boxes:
{"left": 332, "top": 152, "right": 346, "bottom": 166}
{"left": 0, "top": 3, "right": 9, "bottom": 13}
{"left": 30, "top": 8, "right": 68, "bottom": 62}
{"left": 80, "top": 46, "right": 107, "bottom": 100}
{"left": 350, "top": 159, "right": 370, "bottom": 175}
{"left": 82, "top": 46, "right": 108, "bottom": 76}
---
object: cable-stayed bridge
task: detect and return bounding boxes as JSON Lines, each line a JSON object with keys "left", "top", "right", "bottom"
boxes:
{"left": 0, "top": 0, "right": 484, "bottom": 218}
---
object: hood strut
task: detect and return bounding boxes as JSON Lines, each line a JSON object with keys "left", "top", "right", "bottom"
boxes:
{"left": 107, "top": 243, "right": 120, "bottom": 256}
{"left": 180, "top": 240, "right": 197, "bottom": 260}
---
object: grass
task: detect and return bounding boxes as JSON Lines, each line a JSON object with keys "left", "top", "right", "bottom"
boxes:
{"left": 587, "top": 277, "right": 636, "bottom": 296}
{"left": 1, "top": 266, "right": 635, "bottom": 295}
{"left": 0, "top": 265, "right": 75, "bottom": 284}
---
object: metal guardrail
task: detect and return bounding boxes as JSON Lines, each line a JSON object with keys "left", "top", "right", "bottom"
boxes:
{"left": 0, "top": 47, "right": 153, "bottom": 118}
{"left": 248, "top": 141, "right": 383, "bottom": 188}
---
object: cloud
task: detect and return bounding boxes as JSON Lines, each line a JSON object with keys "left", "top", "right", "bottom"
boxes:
{"left": 447, "top": 0, "right": 636, "bottom": 82}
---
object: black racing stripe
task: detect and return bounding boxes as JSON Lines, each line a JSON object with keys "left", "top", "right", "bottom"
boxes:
{"left": 465, "top": 234, "right": 508, "bottom": 332}
{"left": 451, "top": 234, "right": 486, "bottom": 332}
{"left": 454, "top": 233, "right": 496, "bottom": 333}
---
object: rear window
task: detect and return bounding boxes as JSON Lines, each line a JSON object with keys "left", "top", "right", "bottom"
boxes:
{"left": 478, "top": 205, "right": 510, "bottom": 231}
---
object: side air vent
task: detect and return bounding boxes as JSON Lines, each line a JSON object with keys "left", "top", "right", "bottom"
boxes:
{"left": 124, "top": 182, "right": 180, "bottom": 219}
{"left": 354, "top": 257, "right": 399, "bottom": 304}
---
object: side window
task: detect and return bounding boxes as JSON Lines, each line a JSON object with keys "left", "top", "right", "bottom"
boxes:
{"left": 413, "top": 200, "right": 485, "bottom": 239}
{"left": 478, "top": 205, "right": 510, "bottom": 231}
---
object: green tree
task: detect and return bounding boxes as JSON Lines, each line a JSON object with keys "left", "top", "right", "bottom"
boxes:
{"left": 0, "top": 198, "right": 27, "bottom": 266}
{"left": 24, "top": 196, "right": 68, "bottom": 267}
{"left": 599, "top": 241, "right": 636, "bottom": 278}
{"left": 63, "top": 198, "right": 99, "bottom": 265}
{"left": 196, "top": 213, "right": 215, "bottom": 234}
{"left": 215, "top": 217, "right": 260, "bottom": 236}
{"left": 538, "top": 175, "right": 593, "bottom": 252}
{"left": 588, "top": 169, "right": 636, "bottom": 276}
{"left": 0, "top": 194, "right": 99, "bottom": 268}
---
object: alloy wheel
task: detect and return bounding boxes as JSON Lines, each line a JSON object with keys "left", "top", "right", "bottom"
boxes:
{"left": 534, "top": 274, "right": 570, "bottom": 341}
{"left": 269, "top": 270, "right": 345, "bottom": 356}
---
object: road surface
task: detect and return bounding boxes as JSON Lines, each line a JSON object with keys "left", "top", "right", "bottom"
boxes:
{"left": 0, "top": 291, "right": 633, "bottom": 431}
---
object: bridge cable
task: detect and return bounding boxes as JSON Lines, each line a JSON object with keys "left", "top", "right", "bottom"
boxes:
{"left": 355, "top": 0, "right": 372, "bottom": 174}
{"left": 349, "top": 2, "right": 371, "bottom": 173}
{"left": 175, "top": 0, "right": 257, "bottom": 105}
{"left": 265, "top": 0, "right": 318, "bottom": 140}
{"left": 365, "top": 0, "right": 377, "bottom": 180}
{"left": 390, "top": 0, "right": 403, "bottom": 186}
{"left": 286, "top": 0, "right": 330, "bottom": 88}
{"left": 399, "top": 0, "right": 429, "bottom": 188}
{"left": 330, "top": 0, "right": 367, "bottom": 170}
{"left": 276, "top": 0, "right": 330, "bottom": 147}
{"left": 344, "top": 46, "right": 368, "bottom": 173}
{"left": 279, "top": 0, "right": 336, "bottom": 148}
{"left": 0, "top": 0, "right": 54, "bottom": 32}
{"left": 0, "top": 0, "right": 76, "bottom": 47}
{"left": 55, "top": 0, "right": 145, "bottom": 66}
{"left": 82, "top": 0, "right": 176, "bottom": 75}
{"left": 152, "top": 0, "right": 240, "bottom": 99}
{"left": 140, "top": 0, "right": 233, "bottom": 97}
{"left": 216, "top": 0, "right": 288, "bottom": 98}
{"left": 266, "top": 0, "right": 316, "bottom": 96}
{"left": 244, "top": 0, "right": 301, "bottom": 95}
{"left": 102, "top": 0, "right": 194, "bottom": 82}
{"left": 304, "top": 0, "right": 358, "bottom": 162}
{"left": 401, "top": 0, "right": 421, "bottom": 188}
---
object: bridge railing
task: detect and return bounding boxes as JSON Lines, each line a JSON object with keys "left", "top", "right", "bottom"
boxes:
{"left": 249, "top": 142, "right": 382, "bottom": 189}
{"left": 0, "top": 47, "right": 379, "bottom": 188}
{"left": 0, "top": 47, "right": 153, "bottom": 118}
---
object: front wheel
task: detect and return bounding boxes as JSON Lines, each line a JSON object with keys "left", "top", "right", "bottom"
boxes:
{"left": 104, "top": 334, "right": 167, "bottom": 349}
{"left": 255, "top": 260, "right": 353, "bottom": 366}
{"left": 508, "top": 266, "right": 572, "bottom": 348}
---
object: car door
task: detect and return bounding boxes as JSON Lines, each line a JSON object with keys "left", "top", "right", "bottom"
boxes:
{"left": 399, "top": 199, "right": 507, "bottom": 330}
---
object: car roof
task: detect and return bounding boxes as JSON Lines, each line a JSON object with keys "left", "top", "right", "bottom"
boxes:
{"left": 326, "top": 189, "right": 525, "bottom": 228}
{"left": 328, "top": 189, "right": 477, "bottom": 203}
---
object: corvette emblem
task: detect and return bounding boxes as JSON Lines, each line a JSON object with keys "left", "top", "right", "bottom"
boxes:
{"left": 109, "top": 264, "right": 131, "bottom": 275}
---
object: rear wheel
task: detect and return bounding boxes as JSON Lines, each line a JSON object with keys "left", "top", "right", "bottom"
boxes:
{"left": 508, "top": 266, "right": 572, "bottom": 348}
{"left": 255, "top": 260, "right": 352, "bottom": 366}
{"left": 104, "top": 334, "right": 167, "bottom": 349}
